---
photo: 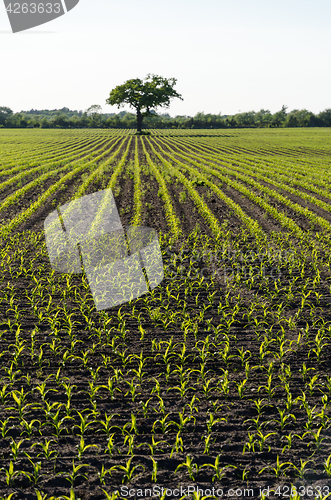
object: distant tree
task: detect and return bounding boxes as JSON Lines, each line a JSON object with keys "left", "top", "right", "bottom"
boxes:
{"left": 85, "top": 105, "right": 103, "bottom": 128}
{"left": 285, "top": 109, "right": 317, "bottom": 127}
{"left": 40, "top": 117, "right": 50, "bottom": 128}
{"left": 86, "top": 104, "right": 102, "bottom": 116}
{"left": 256, "top": 109, "right": 272, "bottom": 127}
{"left": 271, "top": 105, "right": 288, "bottom": 127}
{"left": 284, "top": 112, "right": 299, "bottom": 127}
{"left": 0, "top": 107, "right": 13, "bottom": 126}
{"left": 51, "top": 114, "right": 69, "bottom": 128}
{"left": 234, "top": 111, "right": 256, "bottom": 127}
{"left": 106, "top": 74, "right": 183, "bottom": 132}
{"left": 317, "top": 109, "right": 331, "bottom": 127}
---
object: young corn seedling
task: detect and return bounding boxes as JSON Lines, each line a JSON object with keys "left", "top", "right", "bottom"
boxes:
{"left": 72, "top": 411, "right": 96, "bottom": 436}
{"left": 3, "top": 363, "right": 21, "bottom": 385}
{"left": 128, "top": 353, "right": 150, "bottom": 383}
{"left": 249, "top": 398, "right": 270, "bottom": 416}
{"left": 255, "top": 430, "right": 277, "bottom": 452}
{"left": 259, "top": 455, "right": 293, "bottom": 479}
{"left": 243, "top": 433, "right": 256, "bottom": 454}
{"left": 58, "top": 460, "right": 89, "bottom": 487}
{"left": 271, "top": 409, "right": 296, "bottom": 431}
{"left": 88, "top": 365, "right": 101, "bottom": 382}
{"left": 306, "top": 426, "right": 326, "bottom": 452}
{"left": 103, "top": 434, "right": 116, "bottom": 457}
{"left": 0, "top": 384, "right": 11, "bottom": 405}
{"left": 0, "top": 461, "right": 25, "bottom": 487}
{"left": 300, "top": 363, "right": 316, "bottom": 383}
{"left": 170, "top": 432, "right": 184, "bottom": 457}
{"left": 0, "top": 417, "right": 15, "bottom": 438}
{"left": 139, "top": 398, "right": 152, "bottom": 418}
{"left": 291, "top": 459, "right": 315, "bottom": 479}
{"left": 281, "top": 432, "right": 294, "bottom": 453}
{"left": 124, "top": 379, "right": 142, "bottom": 402}
{"left": 34, "top": 491, "right": 59, "bottom": 500}
{"left": 46, "top": 409, "right": 73, "bottom": 438}
{"left": 122, "top": 413, "right": 139, "bottom": 436}
{"left": 258, "top": 374, "right": 279, "bottom": 399}
{"left": 205, "top": 412, "right": 226, "bottom": 434}
{"left": 23, "top": 457, "right": 43, "bottom": 486}
{"left": 124, "top": 434, "right": 135, "bottom": 455}
{"left": 31, "top": 439, "right": 58, "bottom": 472}
{"left": 154, "top": 395, "right": 167, "bottom": 416}
{"left": 59, "top": 488, "right": 83, "bottom": 500}
{"left": 200, "top": 455, "right": 235, "bottom": 482}
{"left": 97, "top": 412, "right": 120, "bottom": 437}
{"left": 152, "top": 414, "right": 172, "bottom": 435}
{"left": 316, "top": 407, "right": 330, "bottom": 428}
{"left": 9, "top": 439, "right": 24, "bottom": 461}
{"left": 101, "top": 377, "right": 122, "bottom": 400}
{"left": 115, "top": 457, "right": 145, "bottom": 484}
{"left": 76, "top": 436, "right": 99, "bottom": 460}
{"left": 303, "top": 405, "right": 318, "bottom": 430}
{"left": 174, "top": 454, "right": 199, "bottom": 481}
{"left": 236, "top": 378, "right": 248, "bottom": 399}
{"left": 241, "top": 466, "right": 250, "bottom": 484}
{"left": 34, "top": 381, "right": 58, "bottom": 403}
{"left": 102, "top": 490, "right": 120, "bottom": 500}
{"left": 98, "top": 463, "right": 115, "bottom": 485}
{"left": 137, "top": 436, "right": 168, "bottom": 456}
{"left": 86, "top": 381, "right": 103, "bottom": 405}
{"left": 184, "top": 395, "right": 200, "bottom": 414}
{"left": 218, "top": 370, "right": 230, "bottom": 397}
{"left": 324, "top": 453, "right": 331, "bottom": 477}
{"left": 201, "top": 377, "right": 218, "bottom": 399}
{"left": 201, "top": 433, "right": 216, "bottom": 454}
{"left": 236, "top": 346, "right": 251, "bottom": 367}
{"left": 285, "top": 391, "right": 295, "bottom": 412}
{"left": 150, "top": 457, "right": 158, "bottom": 482}
{"left": 170, "top": 411, "right": 196, "bottom": 433}
{"left": 20, "top": 418, "right": 41, "bottom": 438}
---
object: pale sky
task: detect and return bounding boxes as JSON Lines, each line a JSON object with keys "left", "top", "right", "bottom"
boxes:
{"left": 1, "top": 0, "right": 331, "bottom": 116}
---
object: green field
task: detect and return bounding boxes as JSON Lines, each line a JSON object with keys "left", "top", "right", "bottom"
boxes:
{"left": 0, "top": 128, "right": 331, "bottom": 499}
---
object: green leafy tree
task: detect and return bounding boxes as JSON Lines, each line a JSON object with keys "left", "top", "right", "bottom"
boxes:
{"left": 86, "top": 105, "right": 103, "bottom": 127}
{"left": 317, "top": 108, "right": 331, "bottom": 126}
{"left": 0, "top": 107, "right": 13, "bottom": 126}
{"left": 106, "top": 74, "right": 183, "bottom": 133}
{"left": 271, "top": 104, "right": 288, "bottom": 127}
{"left": 255, "top": 109, "right": 272, "bottom": 127}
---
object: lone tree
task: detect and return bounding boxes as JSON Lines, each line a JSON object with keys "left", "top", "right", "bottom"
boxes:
{"left": 106, "top": 74, "right": 183, "bottom": 133}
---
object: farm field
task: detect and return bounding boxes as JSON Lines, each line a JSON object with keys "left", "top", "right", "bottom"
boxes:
{"left": 0, "top": 128, "right": 331, "bottom": 499}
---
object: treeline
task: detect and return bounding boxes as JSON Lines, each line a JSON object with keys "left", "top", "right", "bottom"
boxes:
{"left": 1, "top": 105, "right": 331, "bottom": 129}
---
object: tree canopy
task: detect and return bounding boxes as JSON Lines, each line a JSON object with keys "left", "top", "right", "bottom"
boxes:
{"left": 106, "top": 74, "right": 183, "bottom": 132}
{"left": 0, "top": 107, "right": 13, "bottom": 126}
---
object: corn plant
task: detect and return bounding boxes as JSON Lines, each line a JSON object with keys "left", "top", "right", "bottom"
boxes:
{"left": 174, "top": 454, "right": 199, "bottom": 481}
{"left": 259, "top": 455, "right": 293, "bottom": 479}
{"left": 114, "top": 457, "right": 145, "bottom": 484}
{"left": 57, "top": 460, "right": 89, "bottom": 487}
{"left": 137, "top": 436, "right": 168, "bottom": 456}
{"left": 201, "top": 456, "right": 236, "bottom": 482}
{"left": 0, "top": 461, "right": 26, "bottom": 486}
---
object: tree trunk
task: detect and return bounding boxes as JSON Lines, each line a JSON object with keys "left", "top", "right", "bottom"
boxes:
{"left": 137, "top": 109, "right": 143, "bottom": 133}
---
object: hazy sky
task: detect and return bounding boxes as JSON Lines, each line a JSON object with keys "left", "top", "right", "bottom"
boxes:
{"left": 1, "top": 0, "right": 331, "bottom": 116}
